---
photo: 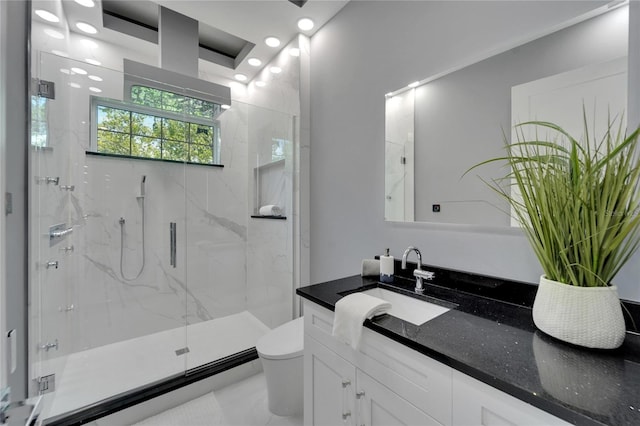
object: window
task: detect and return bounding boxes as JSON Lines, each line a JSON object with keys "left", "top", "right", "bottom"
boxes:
{"left": 271, "top": 138, "right": 287, "bottom": 161}
{"left": 130, "top": 86, "right": 221, "bottom": 120}
{"left": 92, "top": 86, "right": 222, "bottom": 165}
{"left": 31, "top": 96, "right": 48, "bottom": 147}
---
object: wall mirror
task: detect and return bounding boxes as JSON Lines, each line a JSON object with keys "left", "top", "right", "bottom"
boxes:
{"left": 384, "top": 4, "right": 629, "bottom": 225}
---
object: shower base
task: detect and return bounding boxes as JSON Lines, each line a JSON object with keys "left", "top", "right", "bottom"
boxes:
{"left": 36, "top": 311, "right": 270, "bottom": 424}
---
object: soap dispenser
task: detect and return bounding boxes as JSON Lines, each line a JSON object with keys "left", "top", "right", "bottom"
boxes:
{"left": 380, "top": 248, "right": 394, "bottom": 283}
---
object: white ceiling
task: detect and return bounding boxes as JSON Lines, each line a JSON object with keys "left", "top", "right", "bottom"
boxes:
{"left": 32, "top": 0, "right": 349, "bottom": 85}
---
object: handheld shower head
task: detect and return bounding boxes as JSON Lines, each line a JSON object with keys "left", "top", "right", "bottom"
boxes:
{"left": 140, "top": 175, "right": 146, "bottom": 198}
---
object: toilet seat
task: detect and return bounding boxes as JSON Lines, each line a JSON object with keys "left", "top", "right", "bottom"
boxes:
{"left": 256, "top": 317, "right": 304, "bottom": 360}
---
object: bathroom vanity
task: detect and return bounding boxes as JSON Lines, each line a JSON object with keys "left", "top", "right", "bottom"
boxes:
{"left": 296, "top": 268, "right": 640, "bottom": 426}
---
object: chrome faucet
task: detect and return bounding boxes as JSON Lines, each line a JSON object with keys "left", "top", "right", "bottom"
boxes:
{"left": 401, "top": 246, "right": 435, "bottom": 293}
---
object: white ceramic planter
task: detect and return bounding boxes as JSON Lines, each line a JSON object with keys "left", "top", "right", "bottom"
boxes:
{"left": 532, "top": 275, "right": 626, "bottom": 349}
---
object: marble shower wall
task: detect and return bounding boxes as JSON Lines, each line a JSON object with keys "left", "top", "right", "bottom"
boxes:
{"left": 30, "top": 52, "right": 296, "bottom": 368}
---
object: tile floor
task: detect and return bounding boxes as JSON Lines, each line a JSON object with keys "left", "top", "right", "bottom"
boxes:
{"left": 133, "top": 373, "right": 302, "bottom": 426}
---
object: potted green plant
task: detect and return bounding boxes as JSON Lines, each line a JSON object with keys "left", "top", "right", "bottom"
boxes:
{"left": 467, "top": 112, "right": 640, "bottom": 349}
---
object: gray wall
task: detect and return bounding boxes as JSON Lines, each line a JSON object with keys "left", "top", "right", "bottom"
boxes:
{"left": 310, "top": 1, "right": 640, "bottom": 302}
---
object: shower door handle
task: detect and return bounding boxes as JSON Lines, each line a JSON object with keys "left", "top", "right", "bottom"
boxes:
{"left": 170, "top": 222, "right": 177, "bottom": 268}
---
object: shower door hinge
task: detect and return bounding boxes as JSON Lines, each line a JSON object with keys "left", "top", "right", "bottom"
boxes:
{"left": 34, "top": 374, "right": 55, "bottom": 395}
{"left": 33, "top": 79, "right": 55, "bottom": 100}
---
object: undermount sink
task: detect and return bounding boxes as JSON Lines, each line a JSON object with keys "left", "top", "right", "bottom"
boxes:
{"left": 361, "top": 287, "right": 451, "bottom": 326}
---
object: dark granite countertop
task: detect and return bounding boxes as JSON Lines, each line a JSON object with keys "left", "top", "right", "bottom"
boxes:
{"left": 296, "top": 265, "right": 640, "bottom": 426}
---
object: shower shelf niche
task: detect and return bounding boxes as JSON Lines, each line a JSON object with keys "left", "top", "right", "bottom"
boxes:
{"left": 252, "top": 159, "right": 286, "bottom": 218}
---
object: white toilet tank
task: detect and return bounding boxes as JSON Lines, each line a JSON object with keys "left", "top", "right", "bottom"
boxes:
{"left": 256, "top": 317, "right": 304, "bottom": 416}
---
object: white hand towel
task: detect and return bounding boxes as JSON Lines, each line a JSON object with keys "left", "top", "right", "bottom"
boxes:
{"left": 259, "top": 205, "right": 282, "bottom": 216}
{"left": 332, "top": 293, "right": 391, "bottom": 350}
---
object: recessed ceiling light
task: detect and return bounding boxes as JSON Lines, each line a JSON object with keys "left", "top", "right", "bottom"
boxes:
{"left": 89, "top": 87, "right": 102, "bottom": 93}
{"left": 60, "top": 68, "right": 71, "bottom": 74}
{"left": 247, "top": 58, "right": 262, "bottom": 67}
{"left": 44, "top": 29, "right": 64, "bottom": 39}
{"left": 297, "top": 18, "right": 314, "bottom": 31}
{"left": 221, "top": 104, "right": 231, "bottom": 110}
{"left": 234, "top": 73, "right": 248, "bottom": 82}
{"left": 69, "top": 82, "right": 82, "bottom": 89}
{"left": 269, "top": 66, "right": 282, "bottom": 74}
{"left": 71, "top": 67, "right": 88, "bottom": 75}
{"left": 289, "top": 48, "right": 300, "bottom": 57}
{"left": 35, "top": 10, "right": 60, "bottom": 23}
{"left": 265, "top": 36, "right": 281, "bottom": 48}
{"left": 52, "top": 50, "right": 69, "bottom": 57}
{"left": 88, "top": 75, "right": 103, "bottom": 81}
{"left": 74, "top": 0, "right": 95, "bottom": 7}
{"left": 81, "top": 39, "right": 98, "bottom": 49}
{"left": 408, "top": 81, "right": 420, "bottom": 88}
{"left": 255, "top": 81, "right": 266, "bottom": 87}
{"left": 76, "top": 22, "right": 98, "bottom": 34}
{"left": 85, "top": 58, "right": 101, "bottom": 66}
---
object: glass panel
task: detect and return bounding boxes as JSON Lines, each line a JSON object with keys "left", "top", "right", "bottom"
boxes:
{"left": 31, "top": 96, "right": 48, "bottom": 147}
{"left": 130, "top": 86, "right": 161, "bottom": 108}
{"left": 131, "top": 112, "right": 162, "bottom": 138}
{"left": 132, "top": 136, "right": 161, "bottom": 158}
{"left": 189, "top": 143, "right": 213, "bottom": 164}
{"left": 162, "top": 118, "right": 188, "bottom": 143}
{"left": 161, "top": 140, "right": 187, "bottom": 161}
{"left": 189, "top": 98, "right": 213, "bottom": 119}
{"left": 161, "top": 91, "right": 186, "bottom": 114}
{"left": 97, "top": 105, "right": 130, "bottom": 133}
{"left": 29, "top": 51, "right": 296, "bottom": 423}
{"left": 97, "top": 130, "right": 130, "bottom": 155}
{"left": 29, "top": 53, "right": 190, "bottom": 421}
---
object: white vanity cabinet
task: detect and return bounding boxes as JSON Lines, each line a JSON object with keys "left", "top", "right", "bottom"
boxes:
{"left": 306, "top": 337, "right": 356, "bottom": 425}
{"left": 304, "top": 301, "right": 451, "bottom": 426}
{"left": 303, "top": 299, "right": 572, "bottom": 426}
{"left": 306, "top": 336, "right": 443, "bottom": 426}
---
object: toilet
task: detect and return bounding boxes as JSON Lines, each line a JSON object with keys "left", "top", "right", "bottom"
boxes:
{"left": 256, "top": 316, "right": 304, "bottom": 417}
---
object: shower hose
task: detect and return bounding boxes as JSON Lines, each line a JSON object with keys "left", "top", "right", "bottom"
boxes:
{"left": 119, "top": 197, "right": 146, "bottom": 281}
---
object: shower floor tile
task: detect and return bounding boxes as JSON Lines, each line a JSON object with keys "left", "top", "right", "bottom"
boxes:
{"left": 133, "top": 372, "right": 302, "bottom": 426}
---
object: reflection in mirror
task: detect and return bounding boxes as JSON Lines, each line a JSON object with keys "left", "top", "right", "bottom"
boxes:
{"left": 385, "top": 90, "right": 414, "bottom": 221}
{"left": 384, "top": 4, "right": 629, "bottom": 226}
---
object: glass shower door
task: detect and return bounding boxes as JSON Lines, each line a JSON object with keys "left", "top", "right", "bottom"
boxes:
{"left": 29, "top": 52, "right": 189, "bottom": 421}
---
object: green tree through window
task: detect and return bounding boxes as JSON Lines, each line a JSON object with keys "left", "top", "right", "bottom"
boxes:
{"left": 94, "top": 86, "right": 221, "bottom": 164}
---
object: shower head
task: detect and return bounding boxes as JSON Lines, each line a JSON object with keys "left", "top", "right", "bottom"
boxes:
{"left": 140, "top": 175, "right": 146, "bottom": 197}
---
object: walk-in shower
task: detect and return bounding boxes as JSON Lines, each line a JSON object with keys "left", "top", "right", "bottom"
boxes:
{"left": 29, "top": 46, "right": 296, "bottom": 423}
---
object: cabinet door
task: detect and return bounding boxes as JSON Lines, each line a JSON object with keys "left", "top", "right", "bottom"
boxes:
{"left": 305, "top": 336, "right": 357, "bottom": 426}
{"left": 452, "top": 371, "right": 571, "bottom": 426}
{"left": 357, "top": 369, "right": 444, "bottom": 426}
